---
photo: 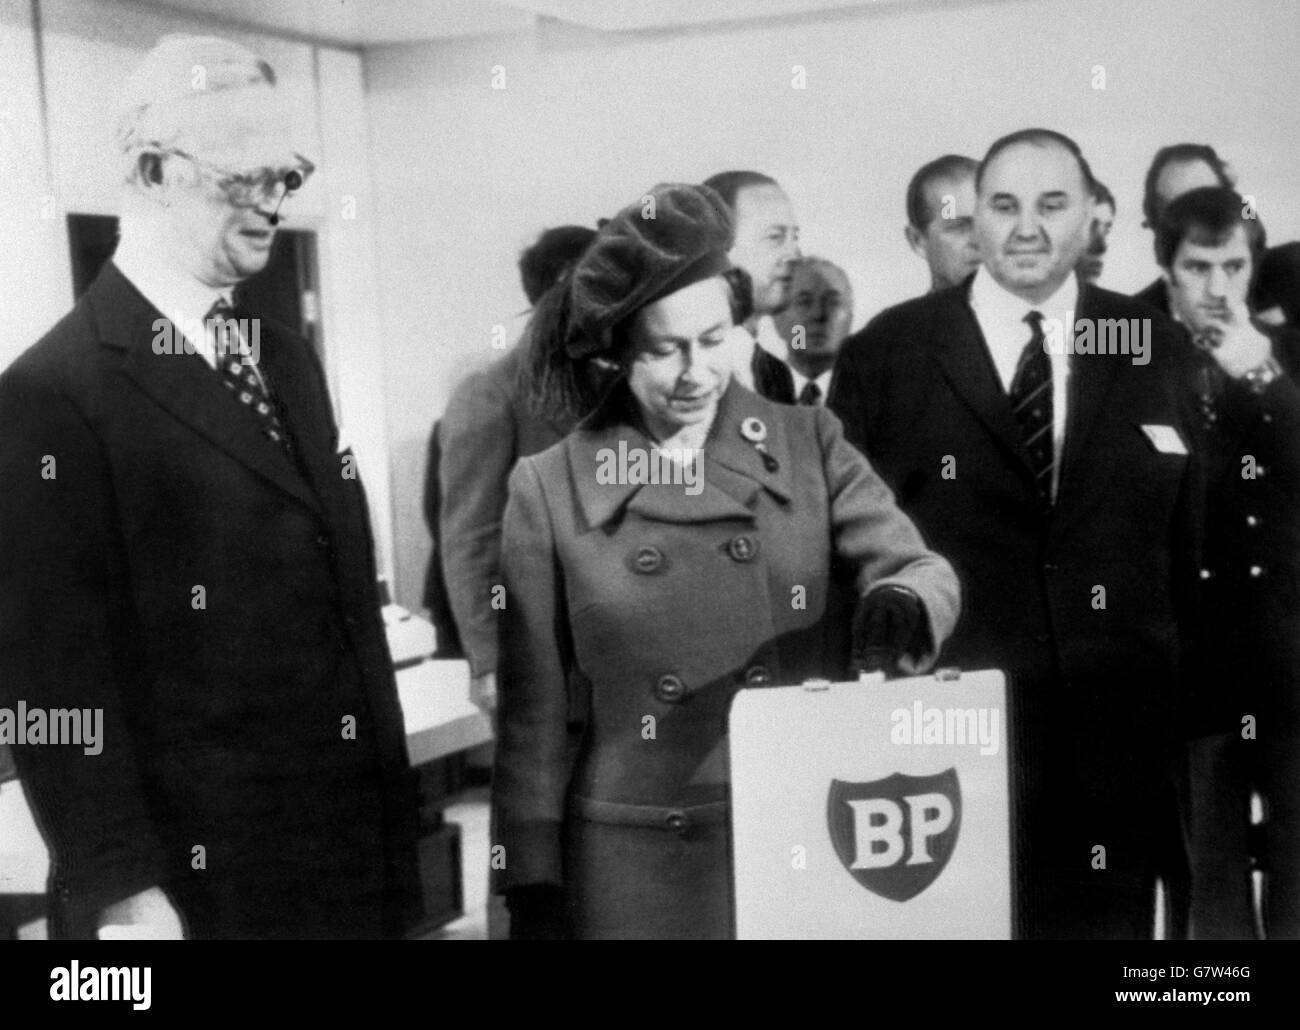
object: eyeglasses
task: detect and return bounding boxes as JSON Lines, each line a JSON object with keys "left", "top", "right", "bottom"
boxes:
{"left": 163, "top": 148, "right": 315, "bottom": 208}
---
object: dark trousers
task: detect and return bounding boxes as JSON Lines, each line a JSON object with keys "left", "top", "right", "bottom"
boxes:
{"left": 1181, "top": 730, "right": 1300, "bottom": 940}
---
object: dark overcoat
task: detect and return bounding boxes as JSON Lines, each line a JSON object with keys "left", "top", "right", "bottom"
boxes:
{"left": 0, "top": 263, "right": 420, "bottom": 939}
{"left": 492, "top": 379, "right": 960, "bottom": 939}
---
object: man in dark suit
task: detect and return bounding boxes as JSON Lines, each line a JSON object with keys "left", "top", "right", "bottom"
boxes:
{"left": 0, "top": 36, "right": 420, "bottom": 939}
{"left": 830, "top": 128, "right": 1203, "bottom": 939}
{"left": 703, "top": 170, "right": 801, "bottom": 402}
{"left": 771, "top": 256, "right": 854, "bottom": 405}
{"left": 427, "top": 226, "right": 595, "bottom": 710}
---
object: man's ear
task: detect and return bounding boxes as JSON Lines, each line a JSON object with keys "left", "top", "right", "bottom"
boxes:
{"left": 904, "top": 225, "right": 927, "bottom": 259}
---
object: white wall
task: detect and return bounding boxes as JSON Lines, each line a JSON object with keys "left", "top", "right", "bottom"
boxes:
{"left": 365, "top": 0, "right": 1300, "bottom": 611}
{"left": 0, "top": 0, "right": 69, "bottom": 364}
{"left": 0, "top": 0, "right": 396, "bottom": 581}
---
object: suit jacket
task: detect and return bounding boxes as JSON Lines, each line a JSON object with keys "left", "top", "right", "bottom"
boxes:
{"left": 421, "top": 419, "right": 465, "bottom": 659}
{"left": 751, "top": 344, "right": 796, "bottom": 404}
{"left": 493, "top": 379, "right": 959, "bottom": 938}
{"left": 829, "top": 282, "right": 1204, "bottom": 837}
{"left": 433, "top": 344, "right": 573, "bottom": 677}
{"left": 0, "top": 262, "right": 420, "bottom": 938}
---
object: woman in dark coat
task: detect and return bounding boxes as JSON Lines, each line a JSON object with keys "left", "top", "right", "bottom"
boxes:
{"left": 492, "top": 183, "right": 961, "bottom": 939}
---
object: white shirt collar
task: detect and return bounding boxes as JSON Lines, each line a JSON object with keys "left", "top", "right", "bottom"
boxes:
{"left": 112, "top": 237, "right": 233, "bottom": 367}
{"left": 968, "top": 265, "right": 1079, "bottom": 328}
{"left": 753, "top": 315, "right": 787, "bottom": 359}
{"left": 787, "top": 364, "right": 834, "bottom": 404}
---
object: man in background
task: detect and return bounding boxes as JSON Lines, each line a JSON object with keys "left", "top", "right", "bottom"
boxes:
{"left": 1137, "top": 143, "right": 1300, "bottom": 327}
{"left": 771, "top": 256, "right": 854, "bottom": 405}
{"left": 1077, "top": 179, "right": 1115, "bottom": 283}
{"left": 430, "top": 225, "right": 597, "bottom": 712}
{"left": 903, "top": 154, "right": 982, "bottom": 293}
{"left": 0, "top": 36, "right": 420, "bottom": 939}
{"left": 703, "top": 169, "right": 802, "bottom": 401}
{"left": 831, "top": 128, "right": 1201, "bottom": 939}
{"left": 1154, "top": 187, "right": 1300, "bottom": 939}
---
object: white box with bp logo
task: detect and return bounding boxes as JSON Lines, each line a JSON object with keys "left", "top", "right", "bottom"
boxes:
{"left": 729, "top": 669, "right": 1010, "bottom": 939}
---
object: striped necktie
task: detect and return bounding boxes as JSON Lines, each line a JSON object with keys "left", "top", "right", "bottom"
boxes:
{"left": 1009, "top": 310, "right": 1053, "bottom": 498}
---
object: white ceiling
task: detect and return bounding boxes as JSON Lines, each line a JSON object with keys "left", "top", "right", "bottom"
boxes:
{"left": 126, "top": 0, "right": 936, "bottom": 47}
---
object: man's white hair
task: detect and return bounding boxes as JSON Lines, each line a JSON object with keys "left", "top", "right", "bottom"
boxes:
{"left": 116, "top": 35, "right": 276, "bottom": 183}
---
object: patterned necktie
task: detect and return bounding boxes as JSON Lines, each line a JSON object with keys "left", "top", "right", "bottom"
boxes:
{"left": 1009, "top": 310, "right": 1053, "bottom": 497}
{"left": 797, "top": 380, "right": 822, "bottom": 406}
{"left": 207, "top": 301, "right": 292, "bottom": 456}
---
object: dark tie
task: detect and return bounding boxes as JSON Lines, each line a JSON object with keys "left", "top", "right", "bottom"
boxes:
{"left": 797, "top": 380, "right": 822, "bottom": 406}
{"left": 207, "top": 301, "right": 292, "bottom": 455}
{"left": 1009, "top": 310, "right": 1053, "bottom": 497}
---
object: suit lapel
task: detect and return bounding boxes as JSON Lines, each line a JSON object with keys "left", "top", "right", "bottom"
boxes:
{"left": 253, "top": 315, "right": 341, "bottom": 509}
{"left": 931, "top": 289, "right": 1038, "bottom": 484}
{"left": 1057, "top": 284, "right": 1124, "bottom": 497}
{"left": 93, "top": 264, "right": 324, "bottom": 516}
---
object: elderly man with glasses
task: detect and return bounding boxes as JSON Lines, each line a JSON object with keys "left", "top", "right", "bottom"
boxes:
{"left": 0, "top": 35, "right": 421, "bottom": 939}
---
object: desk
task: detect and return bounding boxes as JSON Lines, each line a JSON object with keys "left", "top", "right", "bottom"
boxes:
{"left": 399, "top": 659, "right": 493, "bottom": 766}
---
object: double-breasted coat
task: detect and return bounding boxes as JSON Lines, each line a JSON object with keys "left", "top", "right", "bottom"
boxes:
{"left": 492, "top": 379, "right": 960, "bottom": 939}
{"left": 0, "top": 263, "right": 421, "bottom": 939}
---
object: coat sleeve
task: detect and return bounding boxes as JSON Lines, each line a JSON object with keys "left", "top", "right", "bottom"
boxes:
{"left": 815, "top": 405, "right": 961, "bottom": 669}
{"left": 0, "top": 359, "right": 169, "bottom": 929}
{"left": 492, "top": 456, "right": 574, "bottom": 890}
{"left": 438, "top": 367, "right": 517, "bottom": 677}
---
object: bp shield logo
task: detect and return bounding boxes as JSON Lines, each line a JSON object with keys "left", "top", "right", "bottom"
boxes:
{"left": 827, "top": 769, "right": 962, "bottom": 901}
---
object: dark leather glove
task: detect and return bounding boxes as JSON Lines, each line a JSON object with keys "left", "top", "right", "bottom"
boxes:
{"left": 506, "top": 884, "right": 570, "bottom": 940}
{"left": 852, "top": 585, "right": 931, "bottom": 676}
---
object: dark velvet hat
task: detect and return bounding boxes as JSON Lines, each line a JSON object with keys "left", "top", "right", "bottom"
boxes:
{"left": 564, "top": 182, "right": 735, "bottom": 358}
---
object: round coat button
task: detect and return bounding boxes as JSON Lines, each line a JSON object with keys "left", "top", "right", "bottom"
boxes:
{"left": 665, "top": 811, "right": 689, "bottom": 835}
{"left": 745, "top": 665, "right": 771, "bottom": 686}
{"left": 1246, "top": 515, "right": 1260, "bottom": 528}
{"left": 655, "top": 674, "right": 685, "bottom": 703}
{"left": 1199, "top": 569, "right": 1213, "bottom": 580}
{"left": 728, "top": 535, "right": 758, "bottom": 562}
{"left": 631, "top": 545, "right": 664, "bottom": 574}
{"left": 1249, "top": 565, "right": 1265, "bottom": 578}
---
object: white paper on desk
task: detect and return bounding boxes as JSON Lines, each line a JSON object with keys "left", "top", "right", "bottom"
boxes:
{"left": 98, "top": 923, "right": 175, "bottom": 940}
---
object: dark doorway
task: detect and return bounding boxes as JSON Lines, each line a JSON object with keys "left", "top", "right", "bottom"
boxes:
{"left": 65, "top": 214, "right": 323, "bottom": 357}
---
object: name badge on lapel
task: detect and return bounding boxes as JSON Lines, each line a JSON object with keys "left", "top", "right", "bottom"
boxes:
{"left": 1138, "top": 424, "right": 1188, "bottom": 456}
